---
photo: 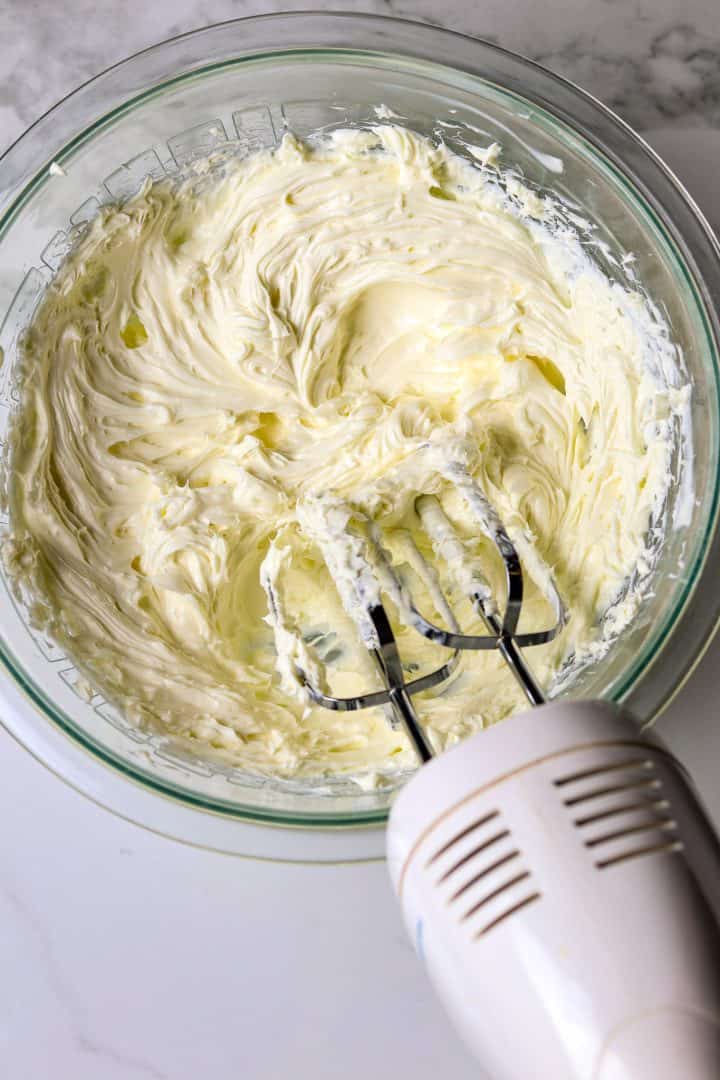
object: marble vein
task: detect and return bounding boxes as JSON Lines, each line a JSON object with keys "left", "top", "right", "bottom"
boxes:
{"left": 1, "top": 1, "right": 719, "bottom": 156}
{"left": 1, "top": 879, "right": 169, "bottom": 1079}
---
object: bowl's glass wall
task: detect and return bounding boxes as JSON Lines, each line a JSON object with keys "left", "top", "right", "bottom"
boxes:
{"left": 0, "top": 30, "right": 718, "bottom": 826}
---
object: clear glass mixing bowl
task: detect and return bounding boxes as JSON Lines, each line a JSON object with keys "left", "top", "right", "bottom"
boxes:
{"left": 1, "top": 13, "right": 719, "bottom": 858}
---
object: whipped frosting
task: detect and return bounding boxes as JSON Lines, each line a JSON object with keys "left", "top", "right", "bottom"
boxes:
{"left": 4, "top": 126, "right": 677, "bottom": 781}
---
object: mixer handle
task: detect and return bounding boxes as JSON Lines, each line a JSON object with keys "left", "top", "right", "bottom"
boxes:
{"left": 388, "top": 699, "right": 720, "bottom": 1078}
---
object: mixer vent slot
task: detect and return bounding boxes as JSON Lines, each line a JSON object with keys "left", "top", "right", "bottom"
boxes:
{"left": 584, "top": 819, "right": 677, "bottom": 849}
{"left": 554, "top": 756, "right": 654, "bottom": 789}
{"left": 594, "top": 838, "right": 683, "bottom": 870}
{"left": 474, "top": 892, "right": 541, "bottom": 937}
{"left": 461, "top": 870, "right": 531, "bottom": 921}
{"left": 573, "top": 798, "right": 669, "bottom": 828}
{"left": 582, "top": 810, "right": 682, "bottom": 870}
{"left": 426, "top": 809, "right": 500, "bottom": 867}
{"left": 428, "top": 808, "right": 540, "bottom": 938}
{"left": 556, "top": 757, "right": 661, "bottom": 810}
{"left": 558, "top": 759, "right": 683, "bottom": 869}
{"left": 563, "top": 776, "right": 662, "bottom": 808}
{"left": 449, "top": 850, "right": 521, "bottom": 902}
{"left": 437, "top": 827, "right": 511, "bottom": 885}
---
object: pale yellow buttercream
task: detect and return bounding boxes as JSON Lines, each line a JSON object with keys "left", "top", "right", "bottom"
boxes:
{"left": 4, "top": 127, "right": 675, "bottom": 781}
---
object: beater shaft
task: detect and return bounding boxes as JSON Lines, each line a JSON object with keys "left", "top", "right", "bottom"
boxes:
{"left": 274, "top": 470, "right": 564, "bottom": 762}
{"left": 474, "top": 601, "right": 545, "bottom": 707}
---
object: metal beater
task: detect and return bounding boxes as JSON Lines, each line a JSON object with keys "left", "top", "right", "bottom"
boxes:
{"left": 279, "top": 461, "right": 565, "bottom": 761}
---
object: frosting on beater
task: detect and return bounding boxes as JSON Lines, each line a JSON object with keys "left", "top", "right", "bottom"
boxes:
{"left": 4, "top": 126, "right": 677, "bottom": 781}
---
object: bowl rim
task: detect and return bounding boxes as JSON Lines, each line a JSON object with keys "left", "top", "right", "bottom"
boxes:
{"left": 1, "top": 11, "right": 720, "bottom": 844}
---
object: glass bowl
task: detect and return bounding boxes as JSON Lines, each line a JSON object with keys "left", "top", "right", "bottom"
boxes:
{"left": 1, "top": 13, "right": 719, "bottom": 860}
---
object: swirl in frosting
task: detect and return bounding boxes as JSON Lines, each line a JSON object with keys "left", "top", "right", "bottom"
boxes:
{"left": 4, "top": 127, "right": 676, "bottom": 781}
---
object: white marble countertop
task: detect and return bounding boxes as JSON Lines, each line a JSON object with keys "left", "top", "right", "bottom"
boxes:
{"left": 2, "top": 3, "right": 720, "bottom": 1077}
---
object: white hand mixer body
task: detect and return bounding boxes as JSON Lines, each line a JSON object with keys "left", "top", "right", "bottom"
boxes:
{"left": 264, "top": 466, "right": 720, "bottom": 1077}
{"left": 388, "top": 699, "right": 720, "bottom": 1079}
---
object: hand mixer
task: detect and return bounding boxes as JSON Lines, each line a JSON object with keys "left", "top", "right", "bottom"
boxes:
{"left": 266, "top": 461, "right": 720, "bottom": 1079}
